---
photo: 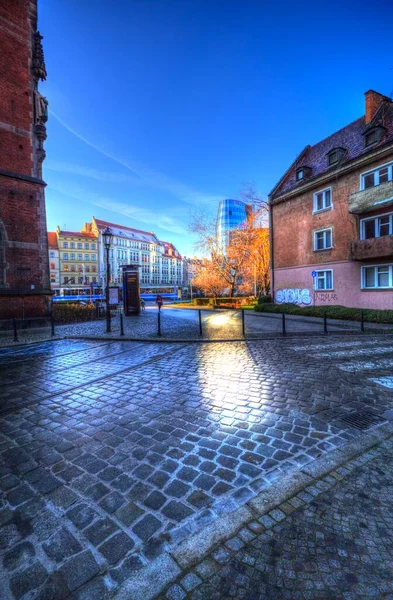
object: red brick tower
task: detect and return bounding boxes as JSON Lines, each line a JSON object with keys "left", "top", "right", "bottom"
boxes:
{"left": 0, "top": 0, "right": 51, "bottom": 320}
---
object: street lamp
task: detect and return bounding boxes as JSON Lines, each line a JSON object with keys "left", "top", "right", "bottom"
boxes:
{"left": 102, "top": 227, "right": 113, "bottom": 333}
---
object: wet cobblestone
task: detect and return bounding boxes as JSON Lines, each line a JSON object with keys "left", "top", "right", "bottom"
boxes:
{"left": 160, "top": 438, "right": 393, "bottom": 600}
{"left": 0, "top": 335, "right": 393, "bottom": 598}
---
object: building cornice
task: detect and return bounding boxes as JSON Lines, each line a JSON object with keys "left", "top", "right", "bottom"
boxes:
{"left": 0, "top": 168, "right": 46, "bottom": 186}
{"left": 269, "top": 140, "right": 393, "bottom": 206}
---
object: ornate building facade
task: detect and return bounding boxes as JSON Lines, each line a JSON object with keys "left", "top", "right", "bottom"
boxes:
{"left": 0, "top": 0, "right": 51, "bottom": 319}
{"left": 81, "top": 217, "right": 184, "bottom": 289}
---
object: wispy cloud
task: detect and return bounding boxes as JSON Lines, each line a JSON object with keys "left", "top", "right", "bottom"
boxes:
{"left": 50, "top": 182, "right": 189, "bottom": 237}
{"left": 49, "top": 110, "right": 224, "bottom": 207}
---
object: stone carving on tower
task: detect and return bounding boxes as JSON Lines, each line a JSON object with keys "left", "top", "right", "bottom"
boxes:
{"left": 32, "top": 32, "right": 47, "bottom": 81}
{"left": 32, "top": 31, "right": 48, "bottom": 174}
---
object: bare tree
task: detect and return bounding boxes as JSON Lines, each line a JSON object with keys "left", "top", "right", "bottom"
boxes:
{"left": 189, "top": 184, "right": 270, "bottom": 297}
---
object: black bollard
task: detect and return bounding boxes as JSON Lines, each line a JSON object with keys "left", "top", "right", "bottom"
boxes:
{"left": 198, "top": 309, "right": 202, "bottom": 337}
{"left": 282, "top": 312, "right": 286, "bottom": 336}
{"left": 13, "top": 318, "right": 18, "bottom": 343}
{"left": 324, "top": 311, "right": 328, "bottom": 335}
{"left": 51, "top": 315, "right": 55, "bottom": 337}
{"left": 242, "top": 308, "right": 245, "bottom": 337}
{"left": 120, "top": 313, "right": 125, "bottom": 336}
{"left": 157, "top": 310, "right": 162, "bottom": 337}
{"left": 361, "top": 310, "right": 364, "bottom": 333}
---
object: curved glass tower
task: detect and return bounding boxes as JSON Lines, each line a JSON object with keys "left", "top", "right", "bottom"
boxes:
{"left": 216, "top": 199, "right": 250, "bottom": 253}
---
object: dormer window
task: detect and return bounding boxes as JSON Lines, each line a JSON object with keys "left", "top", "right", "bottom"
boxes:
{"left": 364, "top": 125, "right": 385, "bottom": 147}
{"left": 327, "top": 147, "right": 345, "bottom": 166}
{"left": 296, "top": 166, "right": 311, "bottom": 181}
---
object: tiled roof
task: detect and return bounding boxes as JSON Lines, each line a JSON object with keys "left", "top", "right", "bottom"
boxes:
{"left": 47, "top": 232, "right": 58, "bottom": 248}
{"left": 159, "top": 240, "right": 182, "bottom": 259}
{"left": 94, "top": 218, "right": 158, "bottom": 243}
{"left": 58, "top": 230, "right": 96, "bottom": 238}
{"left": 271, "top": 97, "right": 393, "bottom": 199}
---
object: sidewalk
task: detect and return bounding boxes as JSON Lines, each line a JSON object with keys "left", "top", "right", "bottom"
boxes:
{"left": 156, "top": 433, "right": 393, "bottom": 600}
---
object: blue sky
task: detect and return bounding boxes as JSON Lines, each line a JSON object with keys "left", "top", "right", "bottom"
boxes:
{"left": 40, "top": 0, "right": 393, "bottom": 256}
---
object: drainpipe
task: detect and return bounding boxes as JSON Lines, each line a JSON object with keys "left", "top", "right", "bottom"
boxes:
{"left": 268, "top": 197, "right": 275, "bottom": 302}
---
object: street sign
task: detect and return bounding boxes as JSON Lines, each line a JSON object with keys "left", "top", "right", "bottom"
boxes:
{"left": 311, "top": 271, "right": 317, "bottom": 277}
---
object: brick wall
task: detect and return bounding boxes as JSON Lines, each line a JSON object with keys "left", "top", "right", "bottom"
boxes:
{"left": 0, "top": 0, "right": 51, "bottom": 319}
{"left": 272, "top": 153, "right": 393, "bottom": 270}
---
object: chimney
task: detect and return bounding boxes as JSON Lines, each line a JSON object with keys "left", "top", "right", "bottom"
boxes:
{"left": 365, "top": 89, "right": 391, "bottom": 124}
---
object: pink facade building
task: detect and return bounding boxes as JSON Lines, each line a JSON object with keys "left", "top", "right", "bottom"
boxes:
{"left": 269, "top": 90, "right": 393, "bottom": 310}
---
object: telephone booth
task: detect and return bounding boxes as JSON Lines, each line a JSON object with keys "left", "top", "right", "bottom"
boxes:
{"left": 122, "top": 265, "right": 140, "bottom": 315}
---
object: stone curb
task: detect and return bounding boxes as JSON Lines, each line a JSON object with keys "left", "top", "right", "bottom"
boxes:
{"left": 114, "top": 423, "right": 393, "bottom": 600}
{"left": 63, "top": 331, "right": 393, "bottom": 344}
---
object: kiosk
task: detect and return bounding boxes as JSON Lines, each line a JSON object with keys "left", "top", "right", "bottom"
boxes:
{"left": 122, "top": 265, "right": 140, "bottom": 315}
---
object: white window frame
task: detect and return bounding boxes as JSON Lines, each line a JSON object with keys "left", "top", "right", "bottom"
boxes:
{"left": 313, "top": 187, "right": 332, "bottom": 214}
{"left": 314, "top": 269, "right": 334, "bottom": 291}
{"left": 313, "top": 228, "right": 333, "bottom": 251}
{"left": 361, "top": 264, "right": 393, "bottom": 290}
{"left": 63, "top": 253, "right": 68, "bottom": 260}
{"left": 360, "top": 211, "right": 393, "bottom": 240}
{"left": 360, "top": 160, "right": 393, "bottom": 191}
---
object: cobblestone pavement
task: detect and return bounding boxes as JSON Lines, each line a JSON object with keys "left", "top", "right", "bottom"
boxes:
{"left": 2, "top": 306, "right": 387, "bottom": 347}
{"left": 0, "top": 335, "right": 393, "bottom": 598}
{"left": 159, "top": 436, "right": 393, "bottom": 600}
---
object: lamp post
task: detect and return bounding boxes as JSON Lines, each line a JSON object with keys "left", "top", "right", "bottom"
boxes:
{"left": 102, "top": 227, "right": 113, "bottom": 333}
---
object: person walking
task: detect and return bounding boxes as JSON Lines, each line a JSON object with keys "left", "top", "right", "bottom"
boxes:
{"left": 156, "top": 294, "right": 163, "bottom": 311}
{"left": 140, "top": 297, "right": 145, "bottom": 311}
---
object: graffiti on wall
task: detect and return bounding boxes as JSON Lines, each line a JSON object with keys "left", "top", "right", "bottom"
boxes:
{"left": 315, "top": 292, "right": 338, "bottom": 303}
{"left": 275, "top": 288, "right": 313, "bottom": 305}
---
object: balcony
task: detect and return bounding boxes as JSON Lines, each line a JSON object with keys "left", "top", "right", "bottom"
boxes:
{"left": 348, "top": 180, "right": 393, "bottom": 214}
{"left": 350, "top": 234, "right": 393, "bottom": 260}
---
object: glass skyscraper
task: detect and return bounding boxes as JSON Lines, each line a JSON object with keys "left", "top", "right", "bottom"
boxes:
{"left": 216, "top": 199, "right": 251, "bottom": 252}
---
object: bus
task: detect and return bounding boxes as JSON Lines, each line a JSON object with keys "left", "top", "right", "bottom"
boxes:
{"left": 52, "top": 285, "right": 180, "bottom": 304}
{"left": 52, "top": 286, "right": 104, "bottom": 303}
{"left": 139, "top": 286, "right": 178, "bottom": 301}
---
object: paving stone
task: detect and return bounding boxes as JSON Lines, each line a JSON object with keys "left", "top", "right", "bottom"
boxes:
{"left": 9, "top": 561, "right": 47, "bottom": 599}
{"left": 6, "top": 483, "right": 35, "bottom": 506}
{"left": 164, "top": 480, "right": 190, "bottom": 498}
{"left": 66, "top": 504, "right": 98, "bottom": 530}
{"left": 109, "top": 553, "right": 144, "bottom": 585}
{"left": 98, "top": 531, "right": 134, "bottom": 564}
{"left": 99, "top": 466, "right": 122, "bottom": 482}
{"left": 177, "top": 467, "right": 199, "bottom": 482}
{"left": 194, "top": 474, "right": 216, "bottom": 491}
{"left": 31, "top": 510, "right": 62, "bottom": 541}
{"left": 31, "top": 474, "right": 63, "bottom": 495}
{"left": 3, "top": 541, "right": 35, "bottom": 571}
{"left": 187, "top": 490, "right": 211, "bottom": 508}
{"left": 46, "top": 486, "right": 78, "bottom": 509}
{"left": 143, "top": 490, "right": 167, "bottom": 510}
{"left": 132, "top": 514, "right": 162, "bottom": 541}
{"left": 181, "top": 572, "right": 202, "bottom": 591}
{"left": 85, "top": 482, "right": 111, "bottom": 501}
{"left": 162, "top": 501, "right": 194, "bottom": 522}
{"left": 69, "top": 576, "right": 112, "bottom": 600}
{"left": 211, "top": 481, "right": 233, "bottom": 496}
{"left": 166, "top": 583, "right": 186, "bottom": 600}
{"left": 99, "top": 491, "right": 126, "bottom": 514}
{"left": 116, "top": 502, "right": 145, "bottom": 527}
{"left": 43, "top": 527, "right": 82, "bottom": 562}
{"left": 0, "top": 474, "right": 20, "bottom": 491}
{"left": 127, "top": 482, "right": 152, "bottom": 502}
{"left": 57, "top": 550, "right": 100, "bottom": 592}
{"left": 112, "top": 474, "right": 134, "bottom": 492}
{"left": 85, "top": 517, "right": 118, "bottom": 545}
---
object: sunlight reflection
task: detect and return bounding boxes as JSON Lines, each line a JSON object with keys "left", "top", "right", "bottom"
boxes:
{"left": 208, "top": 314, "right": 230, "bottom": 327}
